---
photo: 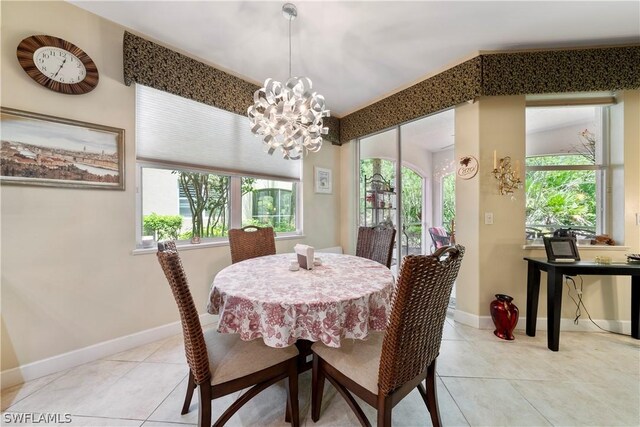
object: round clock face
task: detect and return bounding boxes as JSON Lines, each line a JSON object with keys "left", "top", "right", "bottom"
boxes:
{"left": 33, "top": 47, "right": 87, "bottom": 84}
{"left": 17, "top": 35, "right": 99, "bottom": 95}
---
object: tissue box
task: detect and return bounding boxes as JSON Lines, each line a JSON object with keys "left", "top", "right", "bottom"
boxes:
{"left": 294, "top": 244, "right": 315, "bottom": 270}
{"left": 297, "top": 253, "right": 311, "bottom": 270}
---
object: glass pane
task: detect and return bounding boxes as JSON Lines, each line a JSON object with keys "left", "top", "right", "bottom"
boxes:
{"left": 360, "top": 158, "right": 397, "bottom": 227}
{"left": 359, "top": 128, "right": 398, "bottom": 268}
{"left": 241, "top": 178, "right": 297, "bottom": 232}
{"left": 142, "top": 167, "right": 230, "bottom": 240}
{"left": 526, "top": 106, "right": 601, "bottom": 165}
{"left": 525, "top": 169, "right": 596, "bottom": 236}
{"left": 442, "top": 173, "right": 456, "bottom": 232}
{"left": 400, "top": 166, "right": 423, "bottom": 256}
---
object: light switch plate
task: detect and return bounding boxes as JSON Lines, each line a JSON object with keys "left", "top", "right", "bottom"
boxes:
{"left": 485, "top": 212, "right": 494, "bottom": 225}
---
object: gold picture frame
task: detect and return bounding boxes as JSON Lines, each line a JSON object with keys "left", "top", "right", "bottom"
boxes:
{"left": 1, "top": 107, "right": 124, "bottom": 190}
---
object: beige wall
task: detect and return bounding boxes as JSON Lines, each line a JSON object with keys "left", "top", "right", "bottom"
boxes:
{"left": 3, "top": 0, "right": 638, "bottom": 378}
{"left": 1, "top": 1, "right": 342, "bottom": 372}
{"left": 453, "top": 93, "right": 640, "bottom": 324}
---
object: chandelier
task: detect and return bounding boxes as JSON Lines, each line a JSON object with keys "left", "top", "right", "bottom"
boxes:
{"left": 247, "top": 3, "right": 330, "bottom": 160}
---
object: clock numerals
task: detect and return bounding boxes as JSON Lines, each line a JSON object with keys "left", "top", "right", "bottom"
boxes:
{"left": 33, "top": 46, "right": 87, "bottom": 84}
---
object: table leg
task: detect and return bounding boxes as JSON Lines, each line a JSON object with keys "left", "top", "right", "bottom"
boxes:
{"left": 526, "top": 262, "right": 541, "bottom": 337}
{"left": 547, "top": 267, "right": 563, "bottom": 351}
{"left": 294, "top": 339, "right": 313, "bottom": 373}
{"left": 632, "top": 275, "right": 639, "bottom": 339}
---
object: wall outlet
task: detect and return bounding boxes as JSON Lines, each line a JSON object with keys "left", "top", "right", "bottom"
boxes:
{"left": 484, "top": 212, "right": 494, "bottom": 225}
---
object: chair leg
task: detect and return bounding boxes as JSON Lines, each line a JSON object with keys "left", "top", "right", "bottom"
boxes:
{"left": 182, "top": 370, "right": 196, "bottom": 415}
{"left": 285, "top": 396, "right": 290, "bottom": 423}
{"left": 286, "top": 360, "right": 300, "bottom": 427}
{"left": 418, "top": 359, "right": 442, "bottom": 427}
{"left": 376, "top": 393, "right": 392, "bottom": 427}
{"left": 311, "top": 355, "right": 325, "bottom": 422}
{"left": 198, "top": 385, "right": 212, "bottom": 427}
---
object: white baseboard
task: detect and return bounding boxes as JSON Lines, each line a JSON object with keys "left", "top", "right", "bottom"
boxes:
{"left": 452, "top": 309, "right": 631, "bottom": 334}
{"left": 1, "top": 313, "right": 218, "bottom": 390}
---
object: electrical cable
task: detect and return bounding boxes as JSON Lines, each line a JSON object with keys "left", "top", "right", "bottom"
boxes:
{"left": 564, "top": 274, "right": 628, "bottom": 336}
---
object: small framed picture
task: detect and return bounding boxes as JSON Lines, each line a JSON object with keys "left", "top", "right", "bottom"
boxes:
{"left": 314, "top": 167, "right": 332, "bottom": 194}
{"left": 543, "top": 237, "right": 581, "bottom": 262}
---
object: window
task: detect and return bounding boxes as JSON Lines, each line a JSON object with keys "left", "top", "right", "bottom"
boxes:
{"left": 525, "top": 105, "right": 607, "bottom": 239}
{"left": 136, "top": 85, "right": 301, "bottom": 246}
{"left": 243, "top": 179, "right": 296, "bottom": 232}
{"left": 143, "top": 167, "right": 230, "bottom": 240}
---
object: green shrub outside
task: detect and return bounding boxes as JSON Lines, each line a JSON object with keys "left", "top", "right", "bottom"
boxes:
{"left": 143, "top": 213, "right": 183, "bottom": 240}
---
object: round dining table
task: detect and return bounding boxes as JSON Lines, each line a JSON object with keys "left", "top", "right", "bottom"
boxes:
{"left": 207, "top": 253, "right": 394, "bottom": 348}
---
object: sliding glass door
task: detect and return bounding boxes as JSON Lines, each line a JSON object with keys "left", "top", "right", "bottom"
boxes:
{"left": 357, "top": 109, "right": 454, "bottom": 274}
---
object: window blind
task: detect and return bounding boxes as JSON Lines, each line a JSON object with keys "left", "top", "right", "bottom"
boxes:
{"left": 136, "top": 85, "right": 301, "bottom": 180}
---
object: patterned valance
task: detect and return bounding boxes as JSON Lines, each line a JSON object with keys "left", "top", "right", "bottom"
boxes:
{"left": 481, "top": 46, "right": 640, "bottom": 96}
{"left": 340, "top": 45, "right": 639, "bottom": 143}
{"left": 123, "top": 31, "right": 638, "bottom": 146}
{"left": 123, "top": 32, "right": 341, "bottom": 145}
{"left": 339, "top": 57, "right": 482, "bottom": 143}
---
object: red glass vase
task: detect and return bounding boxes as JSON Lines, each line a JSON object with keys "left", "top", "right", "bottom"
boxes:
{"left": 490, "top": 294, "right": 519, "bottom": 340}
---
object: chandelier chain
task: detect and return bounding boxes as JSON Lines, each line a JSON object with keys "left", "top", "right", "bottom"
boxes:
{"left": 288, "top": 15, "right": 292, "bottom": 79}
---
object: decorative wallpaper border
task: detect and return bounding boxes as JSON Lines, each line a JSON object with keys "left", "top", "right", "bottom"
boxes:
{"left": 123, "top": 32, "right": 637, "bottom": 146}
{"left": 123, "top": 32, "right": 341, "bottom": 145}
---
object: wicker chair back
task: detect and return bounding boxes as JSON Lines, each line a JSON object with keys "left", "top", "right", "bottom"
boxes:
{"left": 355, "top": 225, "right": 396, "bottom": 268}
{"left": 378, "top": 245, "right": 465, "bottom": 395}
{"left": 228, "top": 226, "right": 276, "bottom": 264}
{"left": 157, "top": 242, "right": 211, "bottom": 385}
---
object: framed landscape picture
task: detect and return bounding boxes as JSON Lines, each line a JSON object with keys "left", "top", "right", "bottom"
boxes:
{"left": 314, "top": 166, "right": 332, "bottom": 194}
{"left": 1, "top": 107, "right": 124, "bottom": 190}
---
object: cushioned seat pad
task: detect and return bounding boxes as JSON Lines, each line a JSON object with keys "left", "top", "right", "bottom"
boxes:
{"left": 204, "top": 329, "right": 298, "bottom": 386}
{"left": 311, "top": 332, "right": 384, "bottom": 394}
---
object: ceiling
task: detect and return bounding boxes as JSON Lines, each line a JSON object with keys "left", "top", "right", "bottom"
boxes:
{"left": 71, "top": 1, "right": 639, "bottom": 119}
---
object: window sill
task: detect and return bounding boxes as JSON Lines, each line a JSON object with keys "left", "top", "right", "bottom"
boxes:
{"left": 131, "top": 233, "right": 307, "bottom": 255}
{"left": 522, "top": 244, "right": 630, "bottom": 251}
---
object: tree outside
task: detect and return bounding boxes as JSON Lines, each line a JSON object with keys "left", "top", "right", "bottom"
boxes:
{"left": 442, "top": 173, "right": 456, "bottom": 233}
{"left": 525, "top": 155, "right": 596, "bottom": 234}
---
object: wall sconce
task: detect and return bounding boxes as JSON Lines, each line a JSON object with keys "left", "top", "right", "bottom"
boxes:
{"left": 492, "top": 150, "right": 522, "bottom": 195}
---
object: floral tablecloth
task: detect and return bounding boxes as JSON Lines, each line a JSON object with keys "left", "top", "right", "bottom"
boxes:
{"left": 207, "top": 253, "right": 394, "bottom": 348}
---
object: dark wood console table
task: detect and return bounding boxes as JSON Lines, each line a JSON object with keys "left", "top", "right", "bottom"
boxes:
{"left": 523, "top": 257, "right": 640, "bottom": 351}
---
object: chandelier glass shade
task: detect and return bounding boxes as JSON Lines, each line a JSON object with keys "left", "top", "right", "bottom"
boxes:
{"left": 247, "top": 3, "right": 330, "bottom": 160}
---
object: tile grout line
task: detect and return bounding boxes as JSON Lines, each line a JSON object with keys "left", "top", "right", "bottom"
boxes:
{"left": 438, "top": 375, "right": 472, "bottom": 427}
{"left": 2, "top": 369, "right": 72, "bottom": 412}
{"left": 143, "top": 370, "right": 190, "bottom": 424}
{"left": 506, "top": 378, "right": 555, "bottom": 427}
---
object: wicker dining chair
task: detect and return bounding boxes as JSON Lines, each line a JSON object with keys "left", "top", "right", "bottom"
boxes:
{"left": 157, "top": 241, "right": 300, "bottom": 427}
{"left": 311, "top": 245, "right": 465, "bottom": 427}
{"left": 228, "top": 225, "right": 276, "bottom": 264}
{"left": 355, "top": 225, "right": 396, "bottom": 268}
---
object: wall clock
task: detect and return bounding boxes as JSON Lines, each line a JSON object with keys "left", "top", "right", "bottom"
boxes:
{"left": 17, "top": 35, "right": 99, "bottom": 95}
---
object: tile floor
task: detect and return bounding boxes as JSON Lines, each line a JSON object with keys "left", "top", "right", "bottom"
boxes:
{"left": 2, "top": 316, "right": 639, "bottom": 426}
